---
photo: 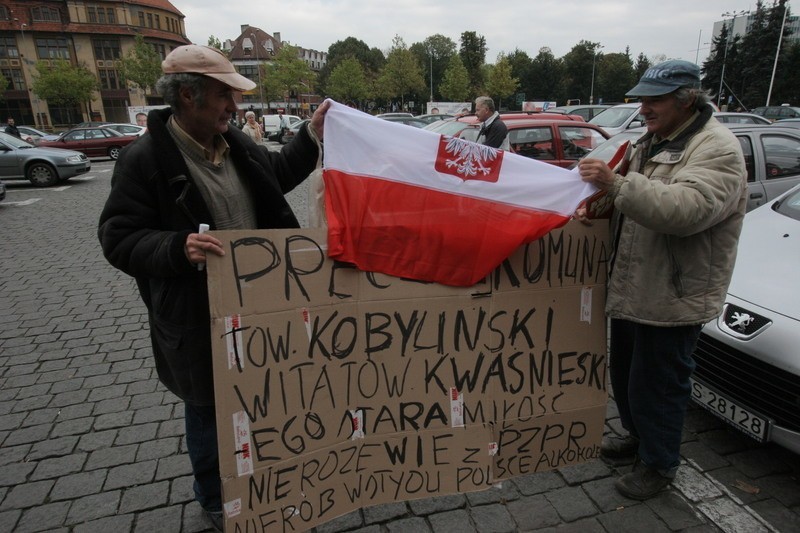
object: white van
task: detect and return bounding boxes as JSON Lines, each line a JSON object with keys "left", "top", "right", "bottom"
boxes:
{"left": 262, "top": 114, "right": 301, "bottom": 142}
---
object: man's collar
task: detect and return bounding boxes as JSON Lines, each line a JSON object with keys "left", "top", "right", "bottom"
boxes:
{"left": 167, "top": 115, "right": 230, "bottom": 165}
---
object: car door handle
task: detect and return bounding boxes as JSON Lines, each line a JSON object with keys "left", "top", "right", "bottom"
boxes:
{"left": 749, "top": 192, "right": 764, "bottom": 199}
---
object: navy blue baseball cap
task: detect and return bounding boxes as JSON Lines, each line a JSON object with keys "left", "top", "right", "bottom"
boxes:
{"left": 627, "top": 60, "right": 701, "bottom": 97}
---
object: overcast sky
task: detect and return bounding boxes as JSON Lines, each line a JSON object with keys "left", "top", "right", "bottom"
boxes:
{"left": 175, "top": 0, "right": 791, "bottom": 65}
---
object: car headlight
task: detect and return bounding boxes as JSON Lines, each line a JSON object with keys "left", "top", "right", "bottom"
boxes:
{"left": 65, "top": 155, "right": 84, "bottom": 163}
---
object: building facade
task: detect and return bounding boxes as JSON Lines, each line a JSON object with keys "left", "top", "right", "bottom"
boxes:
{"left": 0, "top": 0, "right": 189, "bottom": 129}
{"left": 224, "top": 24, "right": 326, "bottom": 122}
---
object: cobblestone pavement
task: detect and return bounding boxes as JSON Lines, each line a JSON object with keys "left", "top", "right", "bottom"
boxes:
{"left": 1, "top": 155, "right": 799, "bottom": 533}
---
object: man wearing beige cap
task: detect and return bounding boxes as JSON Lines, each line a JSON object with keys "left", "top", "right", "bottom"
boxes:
{"left": 577, "top": 60, "right": 746, "bottom": 500}
{"left": 98, "top": 44, "right": 329, "bottom": 530}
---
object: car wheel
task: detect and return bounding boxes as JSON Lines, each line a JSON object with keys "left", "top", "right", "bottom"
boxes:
{"left": 108, "top": 146, "right": 122, "bottom": 160}
{"left": 26, "top": 162, "right": 59, "bottom": 187}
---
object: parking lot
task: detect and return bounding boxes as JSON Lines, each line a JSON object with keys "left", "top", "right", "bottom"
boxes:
{"left": 1, "top": 155, "right": 798, "bottom": 532}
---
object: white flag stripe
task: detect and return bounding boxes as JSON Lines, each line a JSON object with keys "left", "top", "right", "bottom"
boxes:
{"left": 323, "top": 100, "right": 597, "bottom": 216}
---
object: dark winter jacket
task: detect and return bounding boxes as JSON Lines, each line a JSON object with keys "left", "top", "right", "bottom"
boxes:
{"left": 98, "top": 107, "right": 319, "bottom": 405}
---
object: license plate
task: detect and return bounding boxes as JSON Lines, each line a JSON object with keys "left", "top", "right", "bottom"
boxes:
{"left": 690, "top": 379, "right": 771, "bottom": 442}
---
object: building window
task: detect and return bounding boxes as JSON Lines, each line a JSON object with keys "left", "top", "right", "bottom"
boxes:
{"left": 93, "top": 39, "right": 121, "bottom": 61}
{"left": 147, "top": 13, "right": 153, "bottom": 28}
{"left": 36, "top": 38, "right": 71, "bottom": 60}
{"left": 154, "top": 14, "right": 160, "bottom": 29}
{"left": 99, "top": 69, "right": 124, "bottom": 90}
{"left": 147, "top": 42, "right": 166, "bottom": 60}
{"left": 1, "top": 68, "right": 26, "bottom": 90}
{"left": 0, "top": 6, "right": 9, "bottom": 20}
{"left": 31, "top": 6, "right": 62, "bottom": 23}
{"left": 87, "top": 6, "right": 116, "bottom": 24}
{"left": 138, "top": 12, "right": 145, "bottom": 26}
{"left": 102, "top": 98, "right": 129, "bottom": 123}
{"left": 238, "top": 65, "right": 258, "bottom": 82}
{"left": 0, "top": 37, "right": 19, "bottom": 59}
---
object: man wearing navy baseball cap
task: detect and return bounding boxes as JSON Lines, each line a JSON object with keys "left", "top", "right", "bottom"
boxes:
{"left": 577, "top": 60, "right": 747, "bottom": 500}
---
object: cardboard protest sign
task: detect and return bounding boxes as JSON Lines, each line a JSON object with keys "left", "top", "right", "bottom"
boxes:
{"left": 207, "top": 222, "right": 609, "bottom": 531}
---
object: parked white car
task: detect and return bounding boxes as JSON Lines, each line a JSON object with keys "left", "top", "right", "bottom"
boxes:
{"left": 691, "top": 184, "right": 800, "bottom": 454}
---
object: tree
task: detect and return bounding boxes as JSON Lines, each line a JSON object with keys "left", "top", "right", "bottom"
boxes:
{"left": 410, "top": 34, "right": 457, "bottom": 102}
{"left": 318, "top": 37, "right": 384, "bottom": 96}
{"left": 438, "top": 54, "right": 470, "bottom": 102}
{"left": 530, "top": 47, "right": 565, "bottom": 103}
{"left": 561, "top": 40, "right": 600, "bottom": 105}
{"left": 207, "top": 35, "right": 222, "bottom": 50}
{"left": 376, "top": 35, "right": 426, "bottom": 106}
{"left": 266, "top": 44, "right": 317, "bottom": 112}
{"left": 459, "top": 31, "right": 487, "bottom": 94}
{"left": 505, "top": 49, "right": 534, "bottom": 108}
{"left": 31, "top": 59, "right": 99, "bottom": 124}
{"left": 326, "top": 57, "right": 370, "bottom": 104}
{"left": 119, "top": 34, "right": 162, "bottom": 95}
{"left": 597, "top": 51, "right": 635, "bottom": 103}
{"left": 485, "top": 54, "right": 518, "bottom": 109}
{"left": 634, "top": 53, "right": 651, "bottom": 80}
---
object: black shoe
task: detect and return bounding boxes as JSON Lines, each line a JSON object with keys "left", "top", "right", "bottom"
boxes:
{"left": 205, "top": 509, "right": 223, "bottom": 532}
{"left": 600, "top": 434, "right": 639, "bottom": 465}
{"left": 614, "top": 461, "right": 672, "bottom": 500}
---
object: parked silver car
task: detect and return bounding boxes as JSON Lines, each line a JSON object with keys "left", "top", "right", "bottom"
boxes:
{"left": 691, "top": 183, "right": 800, "bottom": 454}
{"left": 0, "top": 132, "right": 91, "bottom": 187}
{"left": 583, "top": 124, "right": 800, "bottom": 211}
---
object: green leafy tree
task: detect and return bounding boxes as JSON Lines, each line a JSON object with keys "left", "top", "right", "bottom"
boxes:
{"left": 376, "top": 35, "right": 426, "bottom": 106}
{"left": 459, "top": 31, "right": 487, "bottom": 94}
{"left": 774, "top": 39, "right": 800, "bottom": 105}
{"left": 634, "top": 52, "right": 651, "bottom": 80}
{"left": 267, "top": 44, "right": 317, "bottom": 111}
{"left": 119, "top": 34, "right": 162, "bottom": 94}
{"left": 530, "top": 47, "right": 565, "bottom": 103}
{"left": 505, "top": 49, "right": 534, "bottom": 108}
{"left": 485, "top": 54, "right": 518, "bottom": 109}
{"left": 31, "top": 59, "right": 99, "bottom": 124}
{"left": 562, "top": 41, "right": 601, "bottom": 105}
{"left": 438, "top": 54, "right": 470, "bottom": 102}
{"left": 326, "top": 57, "right": 370, "bottom": 103}
{"left": 597, "top": 50, "right": 635, "bottom": 103}
{"left": 318, "top": 37, "right": 385, "bottom": 96}
{"left": 207, "top": 35, "right": 223, "bottom": 50}
{"left": 409, "top": 34, "right": 457, "bottom": 102}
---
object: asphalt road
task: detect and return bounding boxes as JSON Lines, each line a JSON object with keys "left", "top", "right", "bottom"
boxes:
{"left": 0, "top": 150, "right": 798, "bottom": 532}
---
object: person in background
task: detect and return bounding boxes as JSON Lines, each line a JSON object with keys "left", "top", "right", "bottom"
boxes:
{"left": 431, "top": 107, "right": 440, "bottom": 114}
{"left": 474, "top": 96, "right": 508, "bottom": 149}
{"left": 242, "top": 110, "right": 263, "bottom": 143}
{"left": 577, "top": 60, "right": 746, "bottom": 500}
{"left": 97, "top": 44, "right": 329, "bottom": 531}
{"left": 135, "top": 112, "right": 148, "bottom": 127}
{"left": 5, "top": 117, "right": 21, "bottom": 138}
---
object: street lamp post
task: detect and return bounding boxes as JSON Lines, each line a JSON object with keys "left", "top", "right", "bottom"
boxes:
{"left": 250, "top": 33, "right": 265, "bottom": 116}
{"left": 589, "top": 45, "right": 603, "bottom": 105}
{"left": 766, "top": 2, "right": 789, "bottom": 106}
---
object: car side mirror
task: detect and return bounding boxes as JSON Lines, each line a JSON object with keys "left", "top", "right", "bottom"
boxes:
{"left": 628, "top": 121, "right": 642, "bottom": 129}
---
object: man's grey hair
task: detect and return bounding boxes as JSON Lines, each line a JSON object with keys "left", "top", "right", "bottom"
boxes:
{"left": 155, "top": 73, "right": 210, "bottom": 113}
{"left": 475, "top": 96, "right": 495, "bottom": 112}
{"left": 674, "top": 87, "right": 711, "bottom": 111}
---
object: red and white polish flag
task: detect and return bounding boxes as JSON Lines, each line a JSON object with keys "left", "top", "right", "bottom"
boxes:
{"left": 322, "top": 100, "right": 598, "bottom": 287}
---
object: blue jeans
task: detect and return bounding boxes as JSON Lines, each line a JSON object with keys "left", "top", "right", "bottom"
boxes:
{"left": 609, "top": 319, "right": 702, "bottom": 476}
{"left": 185, "top": 403, "right": 221, "bottom": 512}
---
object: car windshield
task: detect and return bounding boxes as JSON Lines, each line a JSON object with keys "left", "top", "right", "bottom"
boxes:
{"left": 775, "top": 188, "right": 800, "bottom": 221}
{"left": 590, "top": 107, "right": 639, "bottom": 128}
{"left": 0, "top": 132, "right": 34, "bottom": 148}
